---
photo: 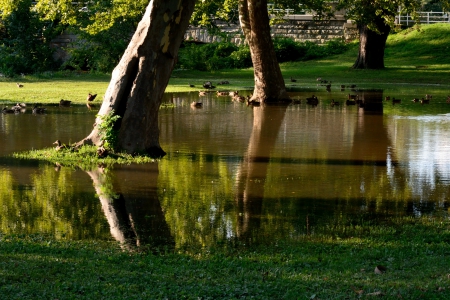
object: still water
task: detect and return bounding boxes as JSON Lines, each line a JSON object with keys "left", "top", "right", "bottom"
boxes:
{"left": 1, "top": 86, "right": 450, "bottom": 249}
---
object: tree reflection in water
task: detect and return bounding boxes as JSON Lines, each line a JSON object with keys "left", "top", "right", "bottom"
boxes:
{"left": 86, "top": 163, "right": 174, "bottom": 251}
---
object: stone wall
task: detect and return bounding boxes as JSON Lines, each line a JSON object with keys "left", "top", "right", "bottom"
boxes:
{"left": 184, "top": 18, "right": 358, "bottom": 45}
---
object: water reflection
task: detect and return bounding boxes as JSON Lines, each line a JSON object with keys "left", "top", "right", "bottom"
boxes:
{"left": 235, "top": 105, "right": 289, "bottom": 242}
{"left": 1, "top": 87, "right": 450, "bottom": 249}
{"left": 86, "top": 163, "right": 174, "bottom": 251}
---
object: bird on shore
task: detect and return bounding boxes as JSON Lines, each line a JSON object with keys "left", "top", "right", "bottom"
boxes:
{"left": 392, "top": 98, "right": 401, "bottom": 104}
{"left": 188, "top": 83, "right": 195, "bottom": 87}
{"left": 16, "top": 83, "right": 23, "bottom": 88}
{"left": 290, "top": 77, "right": 297, "bottom": 82}
{"left": 53, "top": 140, "right": 68, "bottom": 151}
{"left": 203, "top": 81, "right": 215, "bottom": 89}
{"left": 87, "top": 93, "right": 97, "bottom": 102}
{"left": 420, "top": 98, "right": 430, "bottom": 104}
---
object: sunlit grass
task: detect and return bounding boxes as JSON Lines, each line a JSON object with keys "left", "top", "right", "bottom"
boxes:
{"left": 12, "top": 145, "right": 157, "bottom": 169}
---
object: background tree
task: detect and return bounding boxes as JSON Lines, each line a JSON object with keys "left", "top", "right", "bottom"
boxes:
{"left": 336, "top": 0, "right": 450, "bottom": 69}
{"left": 0, "top": 0, "right": 61, "bottom": 76}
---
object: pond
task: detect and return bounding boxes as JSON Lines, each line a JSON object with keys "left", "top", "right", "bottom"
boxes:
{"left": 1, "top": 85, "right": 450, "bottom": 250}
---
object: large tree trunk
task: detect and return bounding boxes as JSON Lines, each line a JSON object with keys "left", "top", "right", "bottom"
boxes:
{"left": 238, "top": 0, "right": 290, "bottom": 104}
{"left": 353, "top": 17, "right": 390, "bottom": 69}
{"left": 77, "top": 0, "right": 196, "bottom": 157}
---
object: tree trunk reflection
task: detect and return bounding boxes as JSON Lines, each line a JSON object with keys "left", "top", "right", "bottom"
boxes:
{"left": 235, "top": 105, "right": 288, "bottom": 242}
{"left": 86, "top": 163, "right": 174, "bottom": 251}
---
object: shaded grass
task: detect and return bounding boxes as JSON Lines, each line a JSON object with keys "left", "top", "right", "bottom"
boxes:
{"left": 1, "top": 216, "right": 450, "bottom": 299}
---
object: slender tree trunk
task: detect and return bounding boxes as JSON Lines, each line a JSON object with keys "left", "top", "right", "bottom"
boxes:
{"left": 353, "top": 17, "right": 390, "bottom": 69}
{"left": 77, "top": 0, "right": 196, "bottom": 157}
{"left": 238, "top": 0, "right": 290, "bottom": 103}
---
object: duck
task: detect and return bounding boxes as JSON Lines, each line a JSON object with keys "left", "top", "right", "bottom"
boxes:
{"left": 420, "top": 98, "right": 430, "bottom": 104}
{"left": 87, "top": 93, "right": 97, "bottom": 102}
{"left": 216, "top": 91, "right": 229, "bottom": 96}
{"left": 188, "top": 83, "right": 195, "bottom": 88}
{"left": 246, "top": 99, "right": 260, "bottom": 107}
{"left": 392, "top": 98, "right": 401, "bottom": 104}
{"left": 412, "top": 98, "right": 420, "bottom": 103}
{"left": 340, "top": 85, "right": 346, "bottom": 89}
{"left": 348, "top": 94, "right": 358, "bottom": 100}
{"left": 290, "top": 77, "right": 297, "bottom": 82}
{"left": 229, "top": 91, "right": 239, "bottom": 97}
{"left": 191, "top": 101, "right": 203, "bottom": 108}
{"left": 217, "top": 80, "right": 229, "bottom": 85}
{"left": 16, "top": 83, "right": 23, "bottom": 88}
{"left": 384, "top": 96, "right": 391, "bottom": 101}
{"left": 348, "top": 84, "right": 357, "bottom": 89}
{"left": 59, "top": 99, "right": 72, "bottom": 107}
{"left": 2, "top": 107, "right": 16, "bottom": 114}
{"left": 425, "top": 94, "right": 432, "bottom": 100}
{"left": 198, "top": 91, "right": 207, "bottom": 96}
{"left": 234, "top": 95, "right": 246, "bottom": 102}
{"left": 346, "top": 99, "right": 356, "bottom": 105}
{"left": 331, "top": 99, "right": 340, "bottom": 106}
{"left": 53, "top": 140, "right": 68, "bottom": 151}
{"left": 97, "top": 145, "right": 108, "bottom": 158}
{"left": 11, "top": 103, "right": 26, "bottom": 113}
{"left": 306, "top": 95, "right": 318, "bottom": 105}
{"left": 32, "top": 104, "right": 46, "bottom": 114}
{"left": 203, "top": 81, "right": 215, "bottom": 89}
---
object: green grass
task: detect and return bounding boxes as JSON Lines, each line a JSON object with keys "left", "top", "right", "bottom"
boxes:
{"left": 12, "top": 145, "right": 157, "bottom": 169}
{"left": 1, "top": 23, "right": 450, "bottom": 107}
{"left": 2, "top": 23, "right": 450, "bottom": 299}
{"left": 1, "top": 216, "right": 450, "bottom": 299}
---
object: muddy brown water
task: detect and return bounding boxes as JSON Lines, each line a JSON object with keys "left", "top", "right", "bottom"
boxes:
{"left": 1, "top": 86, "right": 450, "bottom": 249}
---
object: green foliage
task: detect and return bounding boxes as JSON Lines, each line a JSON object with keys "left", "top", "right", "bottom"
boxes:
{"left": 177, "top": 38, "right": 349, "bottom": 71}
{"left": 97, "top": 110, "right": 121, "bottom": 151}
{"left": 0, "top": 1, "right": 62, "bottom": 76}
{"left": 62, "top": 23, "right": 132, "bottom": 72}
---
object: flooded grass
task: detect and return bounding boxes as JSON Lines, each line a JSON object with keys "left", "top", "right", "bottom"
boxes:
{"left": 12, "top": 145, "right": 157, "bottom": 169}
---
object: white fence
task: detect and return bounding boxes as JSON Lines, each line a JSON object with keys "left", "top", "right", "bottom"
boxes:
{"left": 396, "top": 12, "right": 450, "bottom": 26}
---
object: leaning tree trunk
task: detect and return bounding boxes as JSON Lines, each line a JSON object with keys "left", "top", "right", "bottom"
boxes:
{"left": 353, "top": 17, "right": 390, "bottom": 69}
{"left": 238, "top": 0, "right": 290, "bottom": 103}
{"left": 77, "top": 0, "right": 196, "bottom": 157}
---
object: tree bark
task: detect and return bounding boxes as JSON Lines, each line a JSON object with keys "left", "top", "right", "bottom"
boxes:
{"left": 238, "top": 0, "right": 290, "bottom": 104}
{"left": 77, "top": 0, "right": 196, "bottom": 157}
{"left": 353, "top": 17, "right": 390, "bottom": 69}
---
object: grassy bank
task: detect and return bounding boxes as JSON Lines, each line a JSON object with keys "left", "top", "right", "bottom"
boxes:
{"left": 1, "top": 216, "right": 450, "bottom": 299}
{"left": 1, "top": 24, "right": 450, "bottom": 106}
